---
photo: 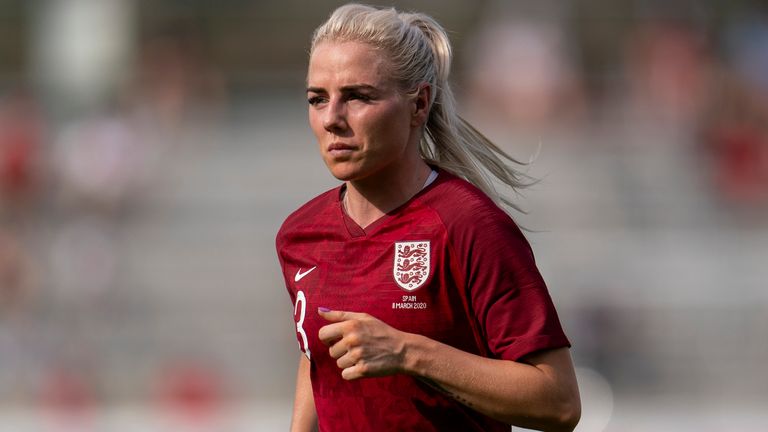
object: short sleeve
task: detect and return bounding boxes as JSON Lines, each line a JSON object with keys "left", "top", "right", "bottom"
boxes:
{"left": 449, "top": 204, "right": 570, "bottom": 361}
{"left": 276, "top": 232, "right": 299, "bottom": 310}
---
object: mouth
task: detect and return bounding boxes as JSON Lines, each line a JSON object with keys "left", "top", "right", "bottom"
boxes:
{"left": 327, "top": 142, "right": 357, "bottom": 157}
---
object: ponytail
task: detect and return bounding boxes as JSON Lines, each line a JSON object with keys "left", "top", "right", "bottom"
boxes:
{"left": 312, "top": 3, "right": 533, "bottom": 212}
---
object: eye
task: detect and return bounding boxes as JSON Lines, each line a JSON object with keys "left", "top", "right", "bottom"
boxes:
{"left": 307, "top": 96, "right": 327, "bottom": 106}
{"left": 349, "top": 92, "right": 372, "bottom": 102}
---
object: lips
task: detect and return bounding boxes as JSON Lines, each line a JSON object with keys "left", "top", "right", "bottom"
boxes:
{"left": 328, "top": 142, "right": 356, "bottom": 151}
{"left": 327, "top": 142, "right": 357, "bottom": 157}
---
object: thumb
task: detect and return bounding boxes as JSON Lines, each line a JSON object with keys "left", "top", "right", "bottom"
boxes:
{"left": 317, "top": 307, "right": 358, "bottom": 322}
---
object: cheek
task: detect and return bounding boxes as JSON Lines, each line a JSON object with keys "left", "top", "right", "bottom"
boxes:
{"left": 359, "top": 106, "right": 411, "bottom": 145}
{"left": 378, "top": 118, "right": 411, "bottom": 153}
{"left": 308, "top": 110, "right": 324, "bottom": 138}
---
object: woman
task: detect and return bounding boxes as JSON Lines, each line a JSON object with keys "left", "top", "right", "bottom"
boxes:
{"left": 276, "top": 4, "right": 581, "bottom": 431}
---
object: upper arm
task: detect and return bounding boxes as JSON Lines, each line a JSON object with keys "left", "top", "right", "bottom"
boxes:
{"left": 451, "top": 206, "right": 570, "bottom": 361}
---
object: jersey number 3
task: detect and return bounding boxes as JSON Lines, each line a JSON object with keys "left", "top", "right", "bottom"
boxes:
{"left": 294, "top": 290, "right": 311, "bottom": 359}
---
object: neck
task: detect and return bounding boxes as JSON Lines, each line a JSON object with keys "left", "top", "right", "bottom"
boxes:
{"left": 344, "top": 157, "right": 432, "bottom": 229}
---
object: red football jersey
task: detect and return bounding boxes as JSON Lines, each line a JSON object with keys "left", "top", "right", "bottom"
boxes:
{"left": 276, "top": 170, "right": 570, "bottom": 431}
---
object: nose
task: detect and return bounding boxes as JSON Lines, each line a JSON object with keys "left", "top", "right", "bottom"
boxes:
{"left": 323, "top": 98, "right": 347, "bottom": 133}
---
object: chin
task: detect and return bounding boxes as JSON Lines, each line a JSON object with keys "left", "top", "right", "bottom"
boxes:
{"left": 323, "top": 158, "right": 384, "bottom": 183}
{"left": 324, "top": 161, "right": 360, "bottom": 182}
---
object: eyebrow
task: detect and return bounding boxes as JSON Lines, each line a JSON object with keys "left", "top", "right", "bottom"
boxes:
{"left": 306, "top": 84, "right": 380, "bottom": 93}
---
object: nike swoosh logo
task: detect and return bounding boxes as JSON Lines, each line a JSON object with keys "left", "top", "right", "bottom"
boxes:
{"left": 294, "top": 266, "right": 317, "bottom": 282}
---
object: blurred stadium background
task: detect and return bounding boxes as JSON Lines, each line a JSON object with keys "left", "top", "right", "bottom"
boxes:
{"left": 0, "top": 0, "right": 767, "bottom": 430}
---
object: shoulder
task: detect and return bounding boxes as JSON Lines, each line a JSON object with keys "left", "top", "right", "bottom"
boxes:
{"left": 425, "top": 172, "right": 522, "bottom": 232}
{"left": 275, "top": 186, "right": 341, "bottom": 246}
{"left": 421, "top": 171, "right": 532, "bottom": 256}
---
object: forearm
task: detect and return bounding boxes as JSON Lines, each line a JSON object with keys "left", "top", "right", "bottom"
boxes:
{"left": 403, "top": 334, "right": 580, "bottom": 431}
{"left": 290, "top": 355, "right": 318, "bottom": 432}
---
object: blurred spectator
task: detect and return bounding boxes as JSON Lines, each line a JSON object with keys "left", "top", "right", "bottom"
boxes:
{"left": 30, "top": 0, "right": 135, "bottom": 114}
{"left": 0, "top": 229, "right": 42, "bottom": 403}
{"left": 624, "top": 20, "right": 713, "bottom": 127}
{"left": 155, "top": 360, "right": 228, "bottom": 432}
{"left": 39, "top": 367, "right": 97, "bottom": 432}
{"left": 700, "top": 72, "right": 768, "bottom": 209}
{"left": 52, "top": 109, "right": 154, "bottom": 213}
{"left": 725, "top": 12, "right": 768, "bottom": 101}
{"left": 697, "top": 11, "right": 768, "bottom": 210}
{"left": 0, "top": 229, "right": 36, "bottom": 315}
{"left": 49, "top": 217, "right": 116, "bottom": 306}
{"left": 708, "top": 123, "right": 768, "bottom": 208}
{"left": 0, "top": 89, "right": 43, "bottom": 212}
{"left": 464, "top": 19, "right": 587, "bottom": 129}
{"left": 129, "top": 31, "right": 228, "bottom": 131}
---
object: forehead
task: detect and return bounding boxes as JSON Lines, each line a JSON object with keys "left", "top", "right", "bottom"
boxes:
{"left": 307, "top": 41, "right": 393, "bottom": 88}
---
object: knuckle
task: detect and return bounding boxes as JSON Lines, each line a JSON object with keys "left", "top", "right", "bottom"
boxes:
{"left": 349, "top": 347, "right": 363, "bottom": 362}
{"left": 345, "top": 332, "right": 360, "bottom": 346}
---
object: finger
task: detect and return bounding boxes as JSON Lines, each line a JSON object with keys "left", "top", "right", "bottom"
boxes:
{"left": 318, "top": 308, "right": 365, "bottom": 323}
{"left": 335, "top": 348, "right": 358, "bottom": 369}
{"left": 318, "top": 322, "right": 346, "bottom": 346}
{"left": 328, "top": 336, "right": 352, "bottom": 359}
{"left": 341, "top": 363, "right": 366, "bottom": 381}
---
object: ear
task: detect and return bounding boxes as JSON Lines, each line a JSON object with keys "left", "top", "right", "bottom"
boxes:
{"left": 411, "top": 83, "right": 431, "bottom": 127}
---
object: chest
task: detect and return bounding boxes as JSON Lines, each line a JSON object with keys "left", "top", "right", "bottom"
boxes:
{"left": 285, "top": 227, "right": 472, "bottom": 361}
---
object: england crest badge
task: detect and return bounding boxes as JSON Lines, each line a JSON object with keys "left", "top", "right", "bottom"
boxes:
{"left": 393, "top": 241, "right": 430, "bottom": 291}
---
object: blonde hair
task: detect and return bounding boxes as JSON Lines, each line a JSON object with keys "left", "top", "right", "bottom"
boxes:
{"left": 311, "top": 3, "right": 531, "bottom": 212}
